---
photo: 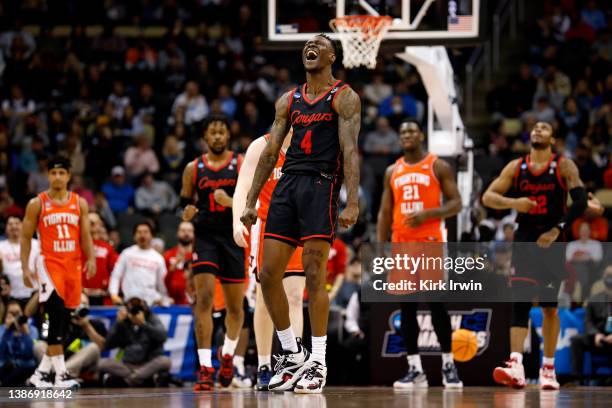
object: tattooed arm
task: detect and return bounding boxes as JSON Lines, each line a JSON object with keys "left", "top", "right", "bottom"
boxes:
{"left": 240, "top": 91, "right": 291, "bottom": 227}
{"left": 333, "top": 87, "right": 361, "bottom": 228}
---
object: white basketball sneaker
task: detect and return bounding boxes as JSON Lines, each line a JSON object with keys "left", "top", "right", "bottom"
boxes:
{"left": 493, "top": 358, "right": 526, "bottom": 389}
{"left": 294, "top": 360, "right": 327, "bottom": 394}
{"left": 54, "top": 371, "right": 81, "bottom": 390}
{"left": 28, "top": 369, "right": 54, "bottom": 388}
{"left": 268, "top": 339, "right": 309, "bottom": 392}
{"left": 539, "top": 364, "right": 560, "bottom": 390}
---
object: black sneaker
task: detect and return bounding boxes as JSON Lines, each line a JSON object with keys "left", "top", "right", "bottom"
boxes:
{"left": 393, "top": 365, "right": 428, "bottom": 389}
{"left": 255, "top": 365, "right": 272, "bottom": 391}
{"left": 442, "top": 362, "right": 463, "bottom": 389}
{"left": 268, "top": 338, "right": 310, "bottom": 392}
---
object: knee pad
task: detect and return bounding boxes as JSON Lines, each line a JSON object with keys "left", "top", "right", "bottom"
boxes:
{"left": 511, "top": 302, "right": 531, "bottom": 328}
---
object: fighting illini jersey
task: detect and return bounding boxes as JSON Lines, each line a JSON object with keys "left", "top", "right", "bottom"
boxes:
{"left": 283, "top": 80, "right": 349, "bottom": 178}
{"left": 510, "top": 153, "right": 568, "bottom": 241}
{"left": 36, "top": 191, "right": 83, "bottom": 308}
{"left": 390, "top": 154, "right": 445, "bottom": 242}
{"left": 193, "top": 152, "right": 241, "bottom": 231}
{"left": 254, "top": 134, "right": 303, "bottom": 274}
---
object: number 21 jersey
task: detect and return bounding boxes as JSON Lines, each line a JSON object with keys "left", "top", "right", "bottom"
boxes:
{"left": 283, "top": 80, "right": 349, "bottom": 178}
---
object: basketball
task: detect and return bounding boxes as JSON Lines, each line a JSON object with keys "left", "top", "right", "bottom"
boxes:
{"left": 451, "top": 329, "right": 478, "bottom": 362}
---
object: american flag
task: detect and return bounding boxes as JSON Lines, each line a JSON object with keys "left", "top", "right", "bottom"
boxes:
{"left": 448, "top": 15, "right": 473, "bottom": 32}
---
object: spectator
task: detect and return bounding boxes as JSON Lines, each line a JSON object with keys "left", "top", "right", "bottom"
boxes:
{"left": 101, "top": 166, "right": 135, "bottom": 215}
{"left": 26, "top": 154, "right": 50, "bottom": 196}
{"left": 0, "top": 216, "right": 39, "bottom": 305}
{"left": 83, "top": 213, "right": 118, "bottom": 306}
{"left": 581, "top": 1, "right": 606, "bottom": 32}
{"left": 523, "top": 96, "right": 556, "bottom": 124}
{"left": 363, "top": 73, "right": 393, "bottom": 106}
{"left": 124, "top": 134, "right": 160, "bottom": 178}
{"left": 218, "top": 85, "right": 237, "bottom": 119}
{"left": 160, "top": 135, "right": 187, "bottom": 190}
{"left": 574, "top": 144, "right": 601, "bottom": 190}
{"left": 109, "top": 222, "right": 171, "bottom": 306}
{"left": 98, "top": 297, "right": 171, "bottom": 387}
{"left": 566, "top": 222, "right": 603, "bottom": 301}
{"left": 379, "top": 82, "right": 418, "bottom": 128}
{"left": 163, "top": 222, "right": 194, "bottom": 306}
{"left": 570, "top": 266, "right": 612, "bottom": 383}
{"left": 0, "top": 183, "right": 24, "bottom": 222}
{"left": 327, "top": 238, "right": 348, "bottom": 304}
{"left": 33, "top": 294, "right": 106, "bottom": 380}
{"left": 70, "top": 175, "right": 94, "bottom": 206}
{"left": 333, "top": 257, "right": 362, "bottom": 308}
{"left": 0, "top": 300, "right": 37, "bottom": 386}
{"left": 1, "top": 85, "right": 35, "bottom": 139}
{"left": 239, "top": 101, "right": 267, "bottom": 138}
{"left": 135, "top": 173, "right": 177, "bottom": 216}
{"left": 171, "top": 81, "right": 208, "bottom": 126}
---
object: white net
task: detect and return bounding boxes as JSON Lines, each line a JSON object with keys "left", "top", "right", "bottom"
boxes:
{"left": 330, "top": 15, "right": 392, "bottom": 69}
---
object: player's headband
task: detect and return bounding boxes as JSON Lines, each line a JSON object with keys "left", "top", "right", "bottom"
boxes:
{"left": 47, "top": 158, "right": 71, "bottom": 171}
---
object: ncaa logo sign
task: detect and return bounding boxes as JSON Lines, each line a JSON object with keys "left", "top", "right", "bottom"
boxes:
{"left": 381, "top": 308, "right": 492, "bottom": 357}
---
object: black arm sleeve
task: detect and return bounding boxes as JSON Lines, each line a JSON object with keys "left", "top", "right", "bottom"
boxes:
{"left": 180, "top": 196, "right": 193, "bottom": 208}
{"left": 558, "top": 187, "right": 587, "bottom": 230}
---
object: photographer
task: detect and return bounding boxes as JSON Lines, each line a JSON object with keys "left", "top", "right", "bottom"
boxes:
{"left": 0, "top": 300, "right": 38, "bottom": 386}
{"left": 98, "top": 297, "right": 171, "bottom": 387}
{"left": 33, "top": 294, "right": 107, "bottom": 380}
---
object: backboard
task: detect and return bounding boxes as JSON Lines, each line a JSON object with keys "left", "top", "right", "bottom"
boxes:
{"left": 267, "top": 0, "right": 481, "bottom": 44}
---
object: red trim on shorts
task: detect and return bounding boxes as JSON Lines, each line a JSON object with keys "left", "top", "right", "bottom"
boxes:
{"left": 301, "top": 234, "right": 332, "bottom": 241}
{"left": 301, "top": 80, "right": 342, "bottom": 105}
{"left": 331, "top": 84, "right": 349, "bottom": 110}
{"left": 202, "top": 151, "right": 234, "bottom": 172}
{"left": 219, "top": 276, "right": 246, "bottom": 283}
{"left": 264, "top": 233, "right": 300, "bottom": 246}
{"left": 287, "top": 87, "right": 297, "bottom": 116}
{"left": 510, "top": 276, "right": 539, "bottom": 285}
{"left": 192, "top": 261, "right": 219, "bottom": 270}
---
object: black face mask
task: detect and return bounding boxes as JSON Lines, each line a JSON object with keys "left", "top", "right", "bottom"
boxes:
{"left": 605, "top": 276, "right": 612, "bottom": 289}
{"left": 178, "top": 238, "right": 192, "bottom": 246}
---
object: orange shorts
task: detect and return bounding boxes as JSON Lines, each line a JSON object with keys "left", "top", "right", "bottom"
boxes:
{"left": 38, "top": 256, "right": 82, "bottom": 309}
{"left": 253, "top": 218, "right": 304, "bottom": 282}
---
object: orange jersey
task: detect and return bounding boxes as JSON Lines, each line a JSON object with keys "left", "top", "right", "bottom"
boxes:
{"left": 37, "top": 191, "right": 83, "bottom": 308}
{"left": 390, "top": 153, "right": 445, "bottom": 242}
{"left": 254, "top": 135, "right": 303, "bottom": 273}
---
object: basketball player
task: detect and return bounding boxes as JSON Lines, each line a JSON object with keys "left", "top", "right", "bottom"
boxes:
{"left": 21, "top": 155, "right": 96, "bottom": 389}
{"left": 376, "top": 119, "right": 463, "bottom": 389}
{"left": 241, "top": 34, "right": 360, "bottom": 393}
{"left": 180, "top": 114, "right": 245, "bottom": 391}
{"left": 483, "top": 122, "right": 587, "bottom": 390}
{"left": 232, "top": 129, "right": 306, "bottom": 391}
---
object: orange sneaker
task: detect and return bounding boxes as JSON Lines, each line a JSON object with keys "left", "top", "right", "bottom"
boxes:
{"left": 193, "top": 366, "right": 215, "bottom": 391}
{"left": 218, "top": 350, "right": 234, "bottom": 388}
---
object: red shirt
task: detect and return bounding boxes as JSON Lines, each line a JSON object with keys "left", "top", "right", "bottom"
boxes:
{"left": 327, "top": 239, "right": 348, "bottom": 287}
{"left": 163, "top": 246, "right": 193, "bottom": 305}
{"left": 82, "top": 239, "right": 117, "bottom": 292}
{"left": 571, "top": 216, "right": 609, "bottom": 241}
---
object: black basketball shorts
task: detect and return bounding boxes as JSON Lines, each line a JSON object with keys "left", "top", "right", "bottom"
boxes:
{"left": 264, "top": 172, "right": 341, "bottom": 246}
{"left": 192, "top": 228, "right": 245, "bottom": 283}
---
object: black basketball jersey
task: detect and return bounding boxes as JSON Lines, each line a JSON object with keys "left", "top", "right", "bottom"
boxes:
{"left": 193, "top": 151, "right": 240, "bottom": 231}
{"left": 283, "top": 80, "right": 349, "bottom": 178}
{"left": 510, "top": 153, "right": 568, "bottom": 240}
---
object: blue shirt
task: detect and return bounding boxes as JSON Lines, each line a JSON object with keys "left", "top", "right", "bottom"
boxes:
{"left": 102, "top": 182, "right": 135, "bottom": 213}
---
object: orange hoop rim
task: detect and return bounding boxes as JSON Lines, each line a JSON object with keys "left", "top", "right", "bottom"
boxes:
{"left": 330, "top": 15, "right": 393, "bottom": 32}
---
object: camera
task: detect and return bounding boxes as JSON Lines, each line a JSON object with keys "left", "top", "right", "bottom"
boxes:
{"left": 72, "top": 306, "right": 90, "bottom": 319}
{"left": 9, "top": 315, "right": 28, "bottom": 330}
{"left": 129, "top": 304, "right": 144, "bottom": 315}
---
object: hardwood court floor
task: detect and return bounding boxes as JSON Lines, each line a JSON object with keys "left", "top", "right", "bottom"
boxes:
{"left": 1, "top": 386, "right": 611, "bottom": 407}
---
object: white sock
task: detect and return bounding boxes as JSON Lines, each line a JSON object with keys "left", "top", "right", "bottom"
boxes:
{"left": 311, "top": 335, "right": 327, "bottom": 365}
{"left": 221, "top": 335, "right": 238, "bottom": 356}
{"left": 407, "top": 354, "right": 423, "bottom": 372}
{"left": 233, "top": 355, "right": 245, "bottom": 376}
{"left": 276, "top": 327, "right": 298, "bottom": 353}
{"left": 510, "top": 352, "right": 523, "bottom": 364}
{"left": 198, "top": 349, "right": 212, "bottom": 367}
{"left": 258, "top": 355, "right": 271, "bottom": 369}
{"left": 442, "top": 352, "right": 454, "bottom": 366}
{"left": 39, "top": 355, "right": 52, "bottom": 373}
{"left": 542, "top": 357, "right": 555, "bottom": 367}
{"left": 50, "top": 355, "right": 66, "bottom": 375}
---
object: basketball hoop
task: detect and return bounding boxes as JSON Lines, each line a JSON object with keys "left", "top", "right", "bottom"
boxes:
{"left": 330, "top": 15, "right": 392, "bottom": 69}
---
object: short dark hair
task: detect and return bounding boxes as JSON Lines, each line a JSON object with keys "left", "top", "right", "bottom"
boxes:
{"left": 202, "top": 114, "right": 230, "bottom": 135}
{"left": 400, "top": 118, "right": 423, "bottom": 132}
{"left": 133, "top": 221, "right": 155, "bottom": 235}
{"left": 47, "top": 155, "right": 71, "bottom": 171}
{"left": 6, "top": 215, "right": 21, "bottom": 224}
{"left": 318, "top": 33, "right": 339, "bottom": 56}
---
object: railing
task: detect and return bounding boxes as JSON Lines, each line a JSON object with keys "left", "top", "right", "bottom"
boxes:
{"left": 465, "top": 0, "right": 524, "bottom": 120}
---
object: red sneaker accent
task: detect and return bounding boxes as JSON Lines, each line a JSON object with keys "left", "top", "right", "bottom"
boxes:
{"left": 194, "top": 367, "right": 215, "bottom": 391}
{"left": 217, "top": 350, "right": 234, "bottom": 388}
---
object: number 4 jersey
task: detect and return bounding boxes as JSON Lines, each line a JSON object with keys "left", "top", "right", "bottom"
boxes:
{"left": 510, "top": 153, "right": 568, "bottom": 241}
{"left": 36, "top": 191, "right": 83, "bottom": 308}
